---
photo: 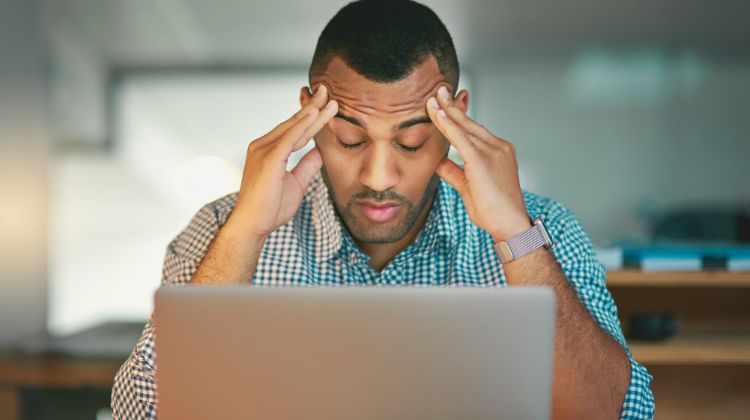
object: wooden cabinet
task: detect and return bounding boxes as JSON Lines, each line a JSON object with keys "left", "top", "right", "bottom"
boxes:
{"left": 607, "top": 270, "right": 750, "bottom": 419}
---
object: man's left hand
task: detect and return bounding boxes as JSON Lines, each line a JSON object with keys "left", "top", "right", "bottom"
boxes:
{"left": 426, "top": 86, "right": 531, "bottom": 242}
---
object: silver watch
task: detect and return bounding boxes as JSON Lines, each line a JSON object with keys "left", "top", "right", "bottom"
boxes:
{"left": 493, "top": 217, "right": 554, "bottom": 264}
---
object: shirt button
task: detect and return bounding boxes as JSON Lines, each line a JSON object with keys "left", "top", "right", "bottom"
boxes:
{"left": 349, "top": 252, "right": 358, "bottom": 264}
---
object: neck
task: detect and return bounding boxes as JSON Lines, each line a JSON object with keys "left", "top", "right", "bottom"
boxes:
{"left": 356, "top": 193, "right": 436, "bottom": 272}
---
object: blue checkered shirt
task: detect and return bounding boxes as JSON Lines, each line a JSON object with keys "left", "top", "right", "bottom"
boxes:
{"left": 112, "top": 172, "right": 654, "bottom": 419}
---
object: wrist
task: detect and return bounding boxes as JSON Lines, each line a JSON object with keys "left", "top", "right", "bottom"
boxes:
{"left": 224, "top": 212, "right": 269, "bottom": 247}
{"left": 493, "top": 217, "right": 554, "bottom": 265}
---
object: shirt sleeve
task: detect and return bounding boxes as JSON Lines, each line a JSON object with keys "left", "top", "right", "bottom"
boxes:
{"left": 111, "top": 201, "right": 224, "bottom": 419}
{"left": 541, "top": 199, "right": 655, "bottom": 420}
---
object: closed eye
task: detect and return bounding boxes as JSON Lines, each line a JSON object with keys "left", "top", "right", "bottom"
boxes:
{"left": 339, "top": 140, "right": 364, "bottom": 149}
{"left": 399, "top": 144, "right": 421, "bottom": 152}
{"left": 339, "top": 140, "right": 422, "bottom": 152}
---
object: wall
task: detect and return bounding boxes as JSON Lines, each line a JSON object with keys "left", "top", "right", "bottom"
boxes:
{"left": 0, "top": 0, "right": 49, "bottom": 346}
{"left": 470, "top": 51, "right": 750, "bottom": 244}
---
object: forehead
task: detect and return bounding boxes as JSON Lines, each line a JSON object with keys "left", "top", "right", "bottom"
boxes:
{"left": 311, "top": 56, "right": 449, "bottom": 119}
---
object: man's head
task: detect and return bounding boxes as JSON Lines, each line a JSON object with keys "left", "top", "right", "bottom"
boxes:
{"left": 300, "top": 0, "right": 468, "bottom": 247}
{"left": 309, "top": 0, "right": 460, "bottom": 94}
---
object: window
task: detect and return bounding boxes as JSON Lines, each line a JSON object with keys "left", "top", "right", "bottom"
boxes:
{"left": 49, "top": 69, "right": 469, "bottom": 335}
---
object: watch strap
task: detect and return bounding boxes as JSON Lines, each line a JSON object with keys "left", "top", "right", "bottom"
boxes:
{"left": 494, "top": 217, "right": 553, "bottom": 264}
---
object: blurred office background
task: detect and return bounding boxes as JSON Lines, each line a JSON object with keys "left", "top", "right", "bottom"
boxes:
{"left": 1, "top": 0, "right": 749, "bottom": 419}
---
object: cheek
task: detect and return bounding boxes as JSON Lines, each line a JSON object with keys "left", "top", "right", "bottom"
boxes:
{"left": 395, "top": 145, "right": 447, "bottom": 200}
{"left": 316, "top": 131, "right": 353, "bottom": 169}
{"left": 418, "top": 135, "right": 450, "bottom": 170}
{"left": 315, "top": 131, "right": 361, "bottom": 195}
{"left": 408, "top": 158, "right": 440, "bottom": 191}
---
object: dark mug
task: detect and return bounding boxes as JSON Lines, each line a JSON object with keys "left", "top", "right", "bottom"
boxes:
{"left": 628, "top": 314, "right": 679, "bottom": 340}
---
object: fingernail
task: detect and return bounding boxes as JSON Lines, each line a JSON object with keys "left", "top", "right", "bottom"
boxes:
{"left": 316, "top": 85, "right": 327, "bottom": 96}
{"left": 428, "top": 97, "right": 439, "bottom": 109}
{"left": 438, "top": 109, "right": 447, "bottom": 118}
{"left": 438, "top": 86, "right": 450, "bottom": 99}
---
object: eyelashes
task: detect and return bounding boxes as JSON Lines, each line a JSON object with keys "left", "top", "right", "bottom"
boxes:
{"left": 338, "top": 141, "right": 363, "bottom": 149}
{"left": 338, "top": 140, "right": 421, "bottom": 153}
{"left": 399, "top": 144, "right": 421, "bottom": 152}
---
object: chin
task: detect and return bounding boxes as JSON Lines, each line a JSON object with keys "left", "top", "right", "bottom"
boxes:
{"left": 346, "top": 214, "right": 411, "bottom": 244}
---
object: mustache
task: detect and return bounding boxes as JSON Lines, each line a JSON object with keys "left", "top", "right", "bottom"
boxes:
{"left": 351, "top": 189, "right": 408, "bottom": 204}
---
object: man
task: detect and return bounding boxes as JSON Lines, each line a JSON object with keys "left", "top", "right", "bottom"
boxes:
{"left": 112, "top": 1, "right": 654, "bottom": 418}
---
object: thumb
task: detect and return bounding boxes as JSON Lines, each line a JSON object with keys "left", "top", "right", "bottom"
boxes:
{"left": 291, "top": 147, "right": 323, "bottom": 189}
{"left": 435, "top": 158, "right": 468, "bottom": 195}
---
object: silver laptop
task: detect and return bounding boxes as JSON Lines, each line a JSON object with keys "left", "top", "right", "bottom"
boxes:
{"left": 154, "top": 285, "right": 556, "bottom": 420}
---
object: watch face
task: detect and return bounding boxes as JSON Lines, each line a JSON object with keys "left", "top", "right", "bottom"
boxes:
{"left": 533, "top": 217, "right": 554, "bottom": 248}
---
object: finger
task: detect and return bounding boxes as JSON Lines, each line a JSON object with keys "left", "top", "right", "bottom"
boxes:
{"left": 426, "top": 97, "right": 477, "bottom": 156}
{"left": 268, "top": 109, "right": 319, "bottom": 158}
{"left": 435, "top": 158, "right": 469, "bottom": 196}
{"left": 292, "top": 99, "right": 338, "bottom": 152}
{"left": 261, "top": 85, "right": 329, "bottom": 143}
{"left": 290, "top": 147, "right": 323, "bottom": 190}
{"left": 435, "top": 87, "right": 494, "bottom": 142}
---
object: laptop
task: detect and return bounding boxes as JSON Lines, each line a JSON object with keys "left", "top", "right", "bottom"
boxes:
{"left": 154, "top": 285, "right": 556, "bottom": 420}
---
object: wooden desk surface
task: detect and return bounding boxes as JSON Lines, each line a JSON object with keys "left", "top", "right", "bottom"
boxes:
{"left": 0, "top": 351, "right": 125, "bottom": 388}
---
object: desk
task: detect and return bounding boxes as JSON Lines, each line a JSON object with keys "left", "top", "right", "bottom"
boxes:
{"left": 0, "top": 322, "right": 142, "bottom": 420}
{"left": 0, "top": 351, "right": 124, "bottom": 420}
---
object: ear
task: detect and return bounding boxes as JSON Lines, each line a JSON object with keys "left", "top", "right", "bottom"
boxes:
{"left": 453, "top": 89, "right": 469, "bottom": 114}
{"left": 299, "top": 86, "right": 313, "bottom": 108}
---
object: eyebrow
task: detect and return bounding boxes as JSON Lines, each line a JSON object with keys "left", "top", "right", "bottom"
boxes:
{"left": 335, "top": 112, "right": 432, "bottom": 131}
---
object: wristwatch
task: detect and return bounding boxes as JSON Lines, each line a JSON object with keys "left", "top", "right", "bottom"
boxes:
{"left": 493, "top": 217, "right": 554, "bottom": 264}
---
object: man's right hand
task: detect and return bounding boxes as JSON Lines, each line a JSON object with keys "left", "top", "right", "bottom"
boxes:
{"left": 190, "top": 86, "right": 337, "bottom": 285}
{"left": 228, "top": 85, "right": 338, "bottom": 241}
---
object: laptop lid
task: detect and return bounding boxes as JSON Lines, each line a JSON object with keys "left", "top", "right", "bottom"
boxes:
{"left": 154, "top": 285, "right": 555, "bottom": 420}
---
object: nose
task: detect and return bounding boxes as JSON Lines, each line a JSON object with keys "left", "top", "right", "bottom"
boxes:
{"left": 359, "top": 142, "right": 400, "bottom": 193}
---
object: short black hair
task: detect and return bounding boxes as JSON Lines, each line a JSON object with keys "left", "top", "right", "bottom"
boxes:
{"left": 309, "top": 0, "right": 459, "bottom": 91}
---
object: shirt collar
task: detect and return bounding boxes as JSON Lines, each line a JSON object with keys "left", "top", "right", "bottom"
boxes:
{"left": 299, "top": 172, "right": 457, "bottom": 264}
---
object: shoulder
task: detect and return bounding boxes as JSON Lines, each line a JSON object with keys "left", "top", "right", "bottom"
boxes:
{"left": 442, "top": 183, "right": 595, "bottom": 263}
{"left": 438, "top": 180, "right": 582, "bottom": 241}
{"left": 201, "top": 192, "right": 240, "bottom": 224}
{"left": 523, "top": 191, "right": 573, "bottom": 224}
{"left": 169, "top": 192, "right": 239, "bottom": 261}
{"left": 522, "top": 191, "right": 598, "bottom": 268}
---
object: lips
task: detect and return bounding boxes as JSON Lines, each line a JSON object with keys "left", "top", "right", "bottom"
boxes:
{"left": 358, "top": 201, "right": 402, "bottom": 223}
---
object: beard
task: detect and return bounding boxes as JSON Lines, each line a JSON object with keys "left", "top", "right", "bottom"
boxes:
{"left": 320, "top": 166, "right": 439, "bottom": 244}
